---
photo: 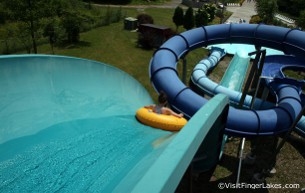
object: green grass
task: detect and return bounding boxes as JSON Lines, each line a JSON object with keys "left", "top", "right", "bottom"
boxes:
{"left": 13, "top": 6, "right": 305, "bottom": 193}
{"left": 36, "top": 7, "right": 206, "bottom": 101}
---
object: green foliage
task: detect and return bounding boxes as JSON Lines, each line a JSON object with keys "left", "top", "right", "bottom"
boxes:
{"left": 277, "top": 0, "right": 305, "bottom": 17}
{"left": 172, "top": 6, "right": 184, "bottom": 31}
{"left": 0, "top": 0, "right": 125, "bottom": 54}
{"left": 215, "top": 9, "right": 223, "bottom": 19}
{"left": 183, "top": 7, "right": 194, "bottom": 30}
{"left": 0, "top": 24, "right": 17, "bottom": 53}
{"left": 195, "top": 9, "right": 208, "bottom": 27}
{"left": 89, "top": 0, "right": 132, "bottom": 5}
{"left": 297, "top": 10, "right": 305, "bottom": 30}
{"left": 103, "top": 6, "right": 123, "bottom": 26}
{"left": 0, "top": 22, "right": 34, "bottom": 53}
{"left": 41, "top": 18, "right": 66, "bottom": 52}
{"left": 255, "top": 0, "right": 278, "bottom": 24}
{"left": 249, "top": 15, "right": 262, "bottom": 24}
{"left": 61, "top": 12, "right": 82, "bottom": 43}
{"left": 203, "top": 4, "right": 216, "bottom": 22}
{"left": 2, "top": 0, "right": 56, "bottom": 53}
{"left": 137, "top": 13, "right": 154, "bottom": 25}
{"left": 271, "top": 18, "right": 290, "bottom": 28}
{"left": 0, "top": 3, "right": 7, "bottom": 24}
{"left": 3, "top": 0, "right": 49, "bottom": 22}
{"left": 43, "top": 21, "right": 57, "bottom": 44}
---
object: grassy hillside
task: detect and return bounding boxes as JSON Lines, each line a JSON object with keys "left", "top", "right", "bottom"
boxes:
{"left": 36, "top": 8, "right": 208, "bottom": 100}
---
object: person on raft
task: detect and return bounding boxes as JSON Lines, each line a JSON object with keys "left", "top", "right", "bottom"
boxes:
{"left": 145, "top": 91, "right": 184, "bottom": 118}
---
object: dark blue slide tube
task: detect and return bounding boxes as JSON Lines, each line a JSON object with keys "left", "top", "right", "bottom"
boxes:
{"left": 150, "top": 24, "right": 305, "bottom": 137}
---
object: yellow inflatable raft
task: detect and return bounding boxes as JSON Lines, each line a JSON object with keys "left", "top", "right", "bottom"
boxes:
{"left": 136, "top": 107, "right": 187, "bottom": 131}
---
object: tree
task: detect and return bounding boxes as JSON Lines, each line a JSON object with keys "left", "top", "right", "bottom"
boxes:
{"left": 61, "top": 12, "right": 82, "bottom": 43}
{"left": 183, "top": 7, "right": 194, "bottom": 30}
{"left": 91, "top": 0, "right": 132, "bottom": 4}
{"left": 137, "top": 13, "right": 154, "bottom": 26}
{"left": 172, "top": 6, "right": 184, "bottom": 31}
{"left": 277, "top": 0, "right": 305, "bottom": 17}
{"left": 0, "top": 3, "right": 7, "bottom": 24}
{"left": 195, "top": 9, "right": 209, "bottom": 27}
{"left": 255, "top": 0, "right": 278, "bottom": 24}
{"left": 2, "top": 0, "right": 63, "bottom": 53}
{"left": 43, "top": 19, "right": 62, "bottom": 54}
{"left": 2, "top": 0, "right": 85, "bottom": 53}
{"left": 297, "top": 10, "right": 305, "bottom": 30}
{"left": 203, "top": 4, "right": 216, "bottom": 22}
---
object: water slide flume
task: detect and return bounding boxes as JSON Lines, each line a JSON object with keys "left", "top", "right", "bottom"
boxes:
{"left": 150, "top": 24, "right": 305, "bottom": 137}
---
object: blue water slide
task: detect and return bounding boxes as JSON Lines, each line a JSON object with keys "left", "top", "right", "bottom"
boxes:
{"left": 191, "top": 50, "right": 274, "bottom": 109}
{"left": 262, "top": 55, "right": 305, "bottom": 137}
{"left": 262, "top": 55, "right": 305, "bottom": 85}
{"left": 150, "top": 24, "right": 305, "bottom": 137}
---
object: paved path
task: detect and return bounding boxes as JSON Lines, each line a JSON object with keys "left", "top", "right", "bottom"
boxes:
{"left": 93, "top": 0, "right": 182, "bottom": 9}
{"left": 225, "top": 1, "right": 257, "bottom": 24}
{"left": 162, "top": 0, "right": 183, "bottom": 8}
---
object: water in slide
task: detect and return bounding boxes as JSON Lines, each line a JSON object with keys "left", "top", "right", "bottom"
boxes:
{"left": 0, "top": 55, "right": 174, "bottom": 192}
{"left": 0, "top": 55, "right": 228, "bottom": 192}
{"left": 191, "top": 47, "right": 271, "bottom": 109}
{"left": 219, "top": 51, "right": 250, "bottom": 92}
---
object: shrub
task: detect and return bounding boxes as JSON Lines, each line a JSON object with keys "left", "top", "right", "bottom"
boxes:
{"left": 137, "top": 13, "right": 154, "bottom": 26}
{"left": 61, "top": 13, "right": 82, "bottom": 43}
{"left": 203, "top": 4, "right": 216, "bottom": 22}
{"left": 183, "top": 7, "right": 194, "bottom": 30}
{"left": 195, "top": 9, "right": 209, "bottom": 27}
{"left": 249, "top": 15, "right": 262, "bottom": 24}
{"left": 172, "top": 6, "right": 184, "bottom": 31}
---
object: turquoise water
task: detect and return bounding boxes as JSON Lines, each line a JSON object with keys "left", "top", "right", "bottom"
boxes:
{"left": 208, "top": 43, "right": 284, "bottom": 58}
{"left": 220, "top": 52, "right": 250, "bottom": 91}
{"left": 0, "top": 116, "right": 169, "bottom": 192}
{"left": 0, "top": 55, "right": 172, "bottom": 192}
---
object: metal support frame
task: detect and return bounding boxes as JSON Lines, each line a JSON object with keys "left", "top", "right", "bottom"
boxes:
{"left": 182, "top": 57, "right": 187, "bottom": 84}
{"left": 236, "top": 49, "right": 266, "bottom": 184}
{"left": 254, "top": 102, "right": 305, "bottom": 184}
{"left": 181, "top": 50, "right": 190, "bottom": 84}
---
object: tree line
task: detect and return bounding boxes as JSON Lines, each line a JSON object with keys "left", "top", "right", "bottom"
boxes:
{"left": 0, "top": 0, "right": 124, "bottom": 54}
{"left": 172, "top": 4, "right": 218, "bottom": 31}
{"left": 254, "top": 0, "right": 305, "bottom": 29}
{"left": 89, "top": 0, "right": 132, "bottom": 4}
{"left": 277, "top": 0, "right": 305, "bottom": 18}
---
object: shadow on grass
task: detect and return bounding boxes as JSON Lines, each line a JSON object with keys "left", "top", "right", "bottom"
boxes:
{"left": 287, "top": 133, "right": 305, "bottom": 159}
{"left": 176, "top": 152, "right": 270, "bottom": 193}
{"left": 176, "top": 134, "right": 304, "bottom": 193}
{"left": 215, "top": 154, "right": 270, "bottom": 193}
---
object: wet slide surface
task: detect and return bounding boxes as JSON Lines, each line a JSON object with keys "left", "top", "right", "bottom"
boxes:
{"left": 0, "top": 55, "right": 172, "bottom": 192}
{"left": 219, "top": 52, "right": 250, "bottom": 92}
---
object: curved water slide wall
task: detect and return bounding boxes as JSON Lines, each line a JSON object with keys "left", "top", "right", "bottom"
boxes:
{"left": 0, "top": 55, "right": 229, "bottom": 192}
{"left": 150, "top": 24, "right": 305, "bottom": 137}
